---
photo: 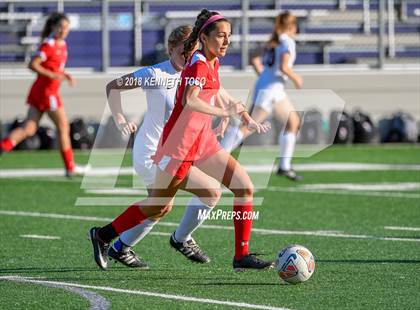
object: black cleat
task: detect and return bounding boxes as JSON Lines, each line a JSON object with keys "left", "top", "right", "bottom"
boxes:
{"left": 277, "top": 168, "right": 303, "bottom": 181}
{"left": 233, "top": 253, "right": 274, "bottom": 272}
{"left": 88, "top": 227, "right": 109, "bottom": 270}
{"left": 169, "top": 233, "right": 210, "bottom": 263}
{"left": 108, "top": 246, "right": 148, "bottom": 268}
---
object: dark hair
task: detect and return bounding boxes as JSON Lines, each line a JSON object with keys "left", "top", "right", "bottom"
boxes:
{"left": 266, "top": 11, "right": 296, "bottom": 49}
{"left": 183, "top": 9, "right": 229, "bottom": 61}
{"left": 41, "top": 12, "right": 69, "bottom": 41}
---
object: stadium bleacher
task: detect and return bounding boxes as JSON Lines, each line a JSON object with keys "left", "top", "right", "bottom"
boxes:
{"left": 0, "top": 0, "right": 419, "bottom": 69}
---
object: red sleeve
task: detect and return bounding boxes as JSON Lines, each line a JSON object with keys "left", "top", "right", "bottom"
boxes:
{"left": 36, "top": 43, "right": 53, "bottom": 62}
{"left": 184, "top": 60, "right": 208, "bottom": 90}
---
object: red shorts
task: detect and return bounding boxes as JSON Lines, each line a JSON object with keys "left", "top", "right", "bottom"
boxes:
{"left": 155, "top": 156, "right": 194, "bottom": 180}
{"left": 27, "top": 91, "right": 63, "bottom": 113}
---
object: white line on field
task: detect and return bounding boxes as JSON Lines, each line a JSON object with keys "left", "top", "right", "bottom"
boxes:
{"left": 265, "top": 187, "right": 420, "bottom": 199}
{"left": 0, "top": 275, "right": 110, "bottom": 309}
{"left": 20, "top": 234, "right": 61, "bottom": 240}
{"left": 1, "top": 210, "right": 419, "bottom": 243}
{"left": 298, "top": 183, "right": 420, "bottom": 191}
{"left": 384, "top": 226, "right": 420, "bottom": 232}
{"left": 1, "top": 162, "right": 420, "bottom": 178}
{"left": 0, "top": 276, "right": 292, "bottom": 310}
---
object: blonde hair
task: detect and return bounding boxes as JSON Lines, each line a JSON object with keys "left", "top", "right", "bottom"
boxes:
{"left": 267, "top": 11, "right": 296, "bottom": 48}
{"left": 167, "top": 25, "right": 193, "bottom": 51}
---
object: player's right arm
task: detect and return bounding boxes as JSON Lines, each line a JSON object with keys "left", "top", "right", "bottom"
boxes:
{"left": 28, "top": 43, "right": 74, "bottom": 85}
{"left": 106, "top": 68, "right": 150, "bottom": 135}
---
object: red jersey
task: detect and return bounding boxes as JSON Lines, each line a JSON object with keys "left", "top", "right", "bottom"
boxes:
{"left": 154, "top": 51, "right": 222, "bottom": 162}
{"left": 27, "top": 37, "right": 67, "bottom": 111}
{"left": 33, "top": 37, "right": 67, "bottom": 94}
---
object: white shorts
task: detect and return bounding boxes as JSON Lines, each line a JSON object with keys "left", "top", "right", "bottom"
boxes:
{"left": 133, "top": 157, "right": 156, "bottom": 186}
{"left": 252, "top": 82, "right": 286, "bottom": 114}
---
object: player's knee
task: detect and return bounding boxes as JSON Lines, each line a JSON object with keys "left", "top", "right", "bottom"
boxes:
{"left": 161, "top": 204, "right": 173, "bottom": 216}
{"left": 24, "top": 123, "right": 38, "bottom": 137}
{"left": 231, "top": 182, "right": 254, "bottom": 199}
{"left": 57, "top": 124, "right": 70, "bottom": 136}
{"left": 206, "top": 188, "right": 222, "bottom": 208}
{"left": 287, "top": 113, "right": 300, "bottom": 132}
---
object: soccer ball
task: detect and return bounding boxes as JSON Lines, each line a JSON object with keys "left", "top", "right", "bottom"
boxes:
{"left": 276, "top": 244, "right": 315, "bottom": 284}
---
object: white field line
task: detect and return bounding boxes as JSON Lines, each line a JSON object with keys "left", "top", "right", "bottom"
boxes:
{"left": 1, "top": 210, "right": 419, "bottom": 243}
{"left": 20, "top": 234, "right": 61, "bottom": 240}
{"left": 1, "top": 162, "right": 420, "bottom": 178}
{"left": 74, "top": 197, "right": 264, "bottom": 207}
{"left": 265, "top": 187, "right": 420, "bottom": 199}
{"left": 0, "top": 276, "right": 292, "bottom": 310}
{"left": 81, "top": 182, "right": 419, "bottom": 198}
{"left": 85, "top": 188, "right": 149, "bottom": 195}
{"left": 384, "top": 226, "right": 420, "bottom": 232}
{"left": 298, "top": 183, "right": 420, "bottom": 191}
{"left": 0, "top": 276, "right": 110, "bottom": 309}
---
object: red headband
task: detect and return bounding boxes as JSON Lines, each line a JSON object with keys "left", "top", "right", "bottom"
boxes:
{"left": 199, "top": 14, "right": 225, "bottom": 35}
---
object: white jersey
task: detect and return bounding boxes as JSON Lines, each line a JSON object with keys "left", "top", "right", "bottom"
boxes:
{"left": 258, "top": 33, "right": 296, "bottom": 86}
{"left": 252, "top": 34, "right": 296, "bottom": 113}
{"left": 132, "top": 60, "right": 181, "bottom": 184}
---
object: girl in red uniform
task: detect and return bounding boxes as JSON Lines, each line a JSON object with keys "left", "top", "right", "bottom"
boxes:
{"left": 89, "top": 9, "right": 273, "bottom": 271}
{"left": 1, "top": 12, "right": 78, "bottom": 176}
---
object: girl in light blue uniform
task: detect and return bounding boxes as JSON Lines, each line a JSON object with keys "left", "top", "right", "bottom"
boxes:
{"left": 221, "top": 12, "right": 303, "bottom": 181}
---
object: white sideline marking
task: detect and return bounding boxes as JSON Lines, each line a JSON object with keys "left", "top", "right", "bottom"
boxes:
{"left": 384, "top": 226, "right": 420, "bottom": 232}
{"left": 0, "top": 276, "right": 292, "bottom": 310}
{"left": 266, "top": 187, "right": 420, "bottom": 199}
{"left": 1, "top": 162, "right": 420, "bottom": 178}
{"left": 0, "top": 276, "right": 110, "bottom": 309}
{"left": 85, "top": 188, "right": 149, "bottom": 195}
{"left": 1, "top": 210, "right": 419, "bottom": 243}
{"left": 298, "top": 183, "right": 420, "bottom": 191}
{"left": 20, "top": 234, "right": 61, "bottom": 240}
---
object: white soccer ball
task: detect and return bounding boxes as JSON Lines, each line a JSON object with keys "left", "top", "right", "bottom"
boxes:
{"left": 276, "top": 244, "right": 315, "bottom": 284}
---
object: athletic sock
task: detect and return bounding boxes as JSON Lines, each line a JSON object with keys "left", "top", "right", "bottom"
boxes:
{"left": 219, "top": 125, "right": 244, "bottom": 152}
{"left": 233, "top": 200, "right": 253, "bottom": 260}
{"left": 279, "top": 131, "right": 296, "bottom": 171}
{"left": 112, "top": 238, "right": 131, "bottom": 253}
{"left": 60, "top": 148, "right": 75, "bottom": 172}
{"left": 111, "top": 204, "right": 148, "bottom": 236}
{"left": 1, "top": 138, "right": 16, "bottom": 152}
{"left": 174, "top": 196, "right": 212, "bottom": 243}
{"left": 119, "top": 219, "right": 158, "bottom": 247}
{"left": 97, "top": 204, "right": 148, "bottom": 244}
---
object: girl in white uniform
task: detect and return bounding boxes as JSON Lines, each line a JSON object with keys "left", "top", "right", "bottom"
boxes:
{"left": 221, "top": 12, "right": 303, "bottom": 181}
{"left": 105, "top": 25, "right": 222, "bottom": 267}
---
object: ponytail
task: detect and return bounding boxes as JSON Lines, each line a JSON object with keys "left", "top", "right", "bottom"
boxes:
{"left": 40, "top": 12, "right": 69, "bottom": 41}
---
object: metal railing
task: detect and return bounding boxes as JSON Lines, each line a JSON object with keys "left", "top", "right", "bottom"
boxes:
{"left": 1, "top": 0, "right": 418, "bottom": 70}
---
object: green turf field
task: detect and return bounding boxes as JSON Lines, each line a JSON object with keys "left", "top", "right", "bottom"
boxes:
{"left": 1, "top": 145, "right": 419, "bottom": 310}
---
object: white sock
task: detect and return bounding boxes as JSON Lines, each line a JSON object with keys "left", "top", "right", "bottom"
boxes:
{"left": 279, "top": 131, "right": 296, "bottom": 171}
{"left": 119, "top": 219, "right": 158, "bottom": 247}
{"left": 219, "top": 125, "right": 244, "bottom": 152}
{"left": 174, "top": 196, "right": 212, "bottom": 243}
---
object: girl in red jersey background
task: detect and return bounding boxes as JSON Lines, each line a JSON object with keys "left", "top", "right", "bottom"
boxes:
{"left": 90, "top": 9, "right": 273, "bottom": 272}
{"left": 1, "top": 12, "right": 79, "bottom": 177}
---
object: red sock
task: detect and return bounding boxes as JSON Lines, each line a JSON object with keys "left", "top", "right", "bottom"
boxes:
{"left": 1, "top": 138, "right": 16, "bottom": 152}
{"left": 60, "top": 148, "right": 75, "bottom": 172}
{"left": 112, "top": 204, "right": 148, "bottom": 235}
{"left": 233, "top": 200, "right": 253, "bottom": 260}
